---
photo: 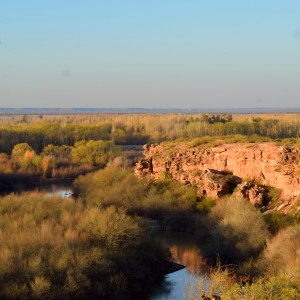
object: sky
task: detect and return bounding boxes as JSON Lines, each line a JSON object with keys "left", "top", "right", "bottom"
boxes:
{"left": 0, "top": 0, "right": 300, "bottom": 108}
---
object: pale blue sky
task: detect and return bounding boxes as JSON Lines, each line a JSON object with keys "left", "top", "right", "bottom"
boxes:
{"left": 0, "top": 1, "right": 299, "bottom": 108}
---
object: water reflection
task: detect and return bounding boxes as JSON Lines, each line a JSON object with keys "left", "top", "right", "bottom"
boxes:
{"left": 152, "top": 269, "right": 207, "bottom": 300}
{"left": 39, "top": 183, "right": 73, "bottom": 198}
{"left": 169, "top": 246, "right": 205, "bottom": 274}
{"left": 0, "top": 181, "right": 74, "bottom": 198}
{"left": 151, "top": 231, "right": 209, "bottom": 300}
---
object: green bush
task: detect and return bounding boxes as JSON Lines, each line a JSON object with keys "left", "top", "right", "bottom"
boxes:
{"left": 71, "top": 140, "right": 118, "bottom": 167}
{"left": 203, "top": 196, "right": 270, "bottom": 262}
{"left": 196, "top": 197, "right": 216, "bottom": 213}
{"left": 74, "top": 167, "right": 147, "bottom": 209}
{"left": 263, "top": 211, "right": 299, "bottom": 234}
{"left": 265, "top": 186, "right": 282, "bottom": 203}
{"left": 74, "top": 167, "right": 198, "bottom": 222}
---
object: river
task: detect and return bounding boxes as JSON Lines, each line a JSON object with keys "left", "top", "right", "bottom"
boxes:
{"left": 0, "top": 180, "right": 74, "bottom": 198}
{"left": 150, "top": 231, "right": 209, "bottom": 300}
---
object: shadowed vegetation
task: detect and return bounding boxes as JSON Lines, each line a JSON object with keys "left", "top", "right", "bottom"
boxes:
{"left": 74, "top": 166, "right": 201, "bottom": 232}
{"left": 201, "top": 196, "right": 270, "bottom": 263}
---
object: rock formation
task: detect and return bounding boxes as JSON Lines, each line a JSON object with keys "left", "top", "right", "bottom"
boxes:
{"left": 135, "top": 143, "right": 300, "bottom": 211}
{"left": 235, "top": 182, "right": 269, "bottom": 207}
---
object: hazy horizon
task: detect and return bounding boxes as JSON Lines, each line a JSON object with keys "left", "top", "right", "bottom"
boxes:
{"left": 1, "top": 1, "right": 300, "bottom": 108}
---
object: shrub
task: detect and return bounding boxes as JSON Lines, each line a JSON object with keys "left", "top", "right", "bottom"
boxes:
{"left": 189, "top": 266, "right": 300, "bottom": 300}
{"left": 203, "top": 196, "right": 270, "bottom": 262}
{"left": 258, "top": 225, "right": 300, "bottom": 278}
{"left": 263, "top": 211, "right": 299, "bottom": 234}
{"left": 74, "top": 167, "right": 198, "bottom": 223}
{"left": 265, "top": 186, "right": 282, "bottom": 203}
{"left": 71, "top": 140, "right": 118, "bottom": 167}
{"left": 196, "top": 197, "right": 216, "bottom": 213}
{"left": 188, "top": 263, "right": 234, "bottom": 299}
{"left": 223, "top": 275, "right": 300, "bottom": 300}
{"left": 11, "top": 143, "right": 34, "bottom": 158}
{"left": 74, "top": 167, "right": 147, "bottom": 208}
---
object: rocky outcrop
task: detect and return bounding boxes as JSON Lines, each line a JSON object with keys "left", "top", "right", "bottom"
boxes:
{"left": 235, "top": 182, "right": 269, "bottom": 207}
{"left": 135, "top": 143, "right": 300, "bottom": 209}
{"left": 197, "top": 169, "right": 242, "bottom": 198}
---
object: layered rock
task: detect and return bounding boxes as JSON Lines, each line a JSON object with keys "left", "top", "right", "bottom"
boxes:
{"left": 135, "top": 143, "right": 300, "bottom": 209}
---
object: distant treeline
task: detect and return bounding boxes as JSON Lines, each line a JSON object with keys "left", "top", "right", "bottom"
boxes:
{"left": 1, "top": 114, "right": 300, "bottom": 153}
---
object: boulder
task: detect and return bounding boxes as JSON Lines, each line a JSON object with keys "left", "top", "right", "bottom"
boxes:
{"left": 235, "top": 182, "right": 269, "bottom": 207}
{"left": 198, "top": 169, "right": 241, "bottom": 198}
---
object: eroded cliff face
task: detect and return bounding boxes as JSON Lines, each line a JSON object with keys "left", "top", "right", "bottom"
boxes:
{"left": 135, "top": 143, "right": 300, "bottom": 212}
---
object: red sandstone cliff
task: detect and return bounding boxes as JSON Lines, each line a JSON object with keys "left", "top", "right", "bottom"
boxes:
{"left": 135, "top": 143, "right": 300, "bottom": 213}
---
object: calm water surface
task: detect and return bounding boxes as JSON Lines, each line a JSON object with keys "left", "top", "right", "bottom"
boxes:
{"left": 36, "top": 182, "right": 73, "bottom": 198}
{"left": 1, "top": 180, "right": 74, "bottom": 198}
{"left": 150, "top": 232, "right": 209, "bottom": 300}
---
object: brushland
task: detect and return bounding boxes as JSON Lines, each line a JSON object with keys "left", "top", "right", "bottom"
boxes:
{"left": 1, "top": 113, "right": 300, "bottom": 299}
{"left": 1, "top": 164, "right": 299, "bottom": 299}
{"left": 74, "top": 164, "right": 300, "bottom": 299}
{"left": 0, "top": 193, "right": 168, "bottom": 299}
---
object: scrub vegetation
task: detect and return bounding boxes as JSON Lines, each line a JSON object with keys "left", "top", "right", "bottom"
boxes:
{"left": 1, "top": 113, "right": 300, "bottom": 299}
{"left": 0, "top": 193, "right": 167, "bottom": 299}
{"left": 74, "top": 166, "right": 199, "bottom": 232}
{"left": 0, "top": 140, "right": 118, "bottom": 191}
{"left": 75, "top": 165, "right": 300, "bottom": 299}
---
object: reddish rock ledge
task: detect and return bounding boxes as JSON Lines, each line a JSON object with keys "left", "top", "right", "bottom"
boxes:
{"left": 135, "top": 143, "right": 300, "bottom": 212}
